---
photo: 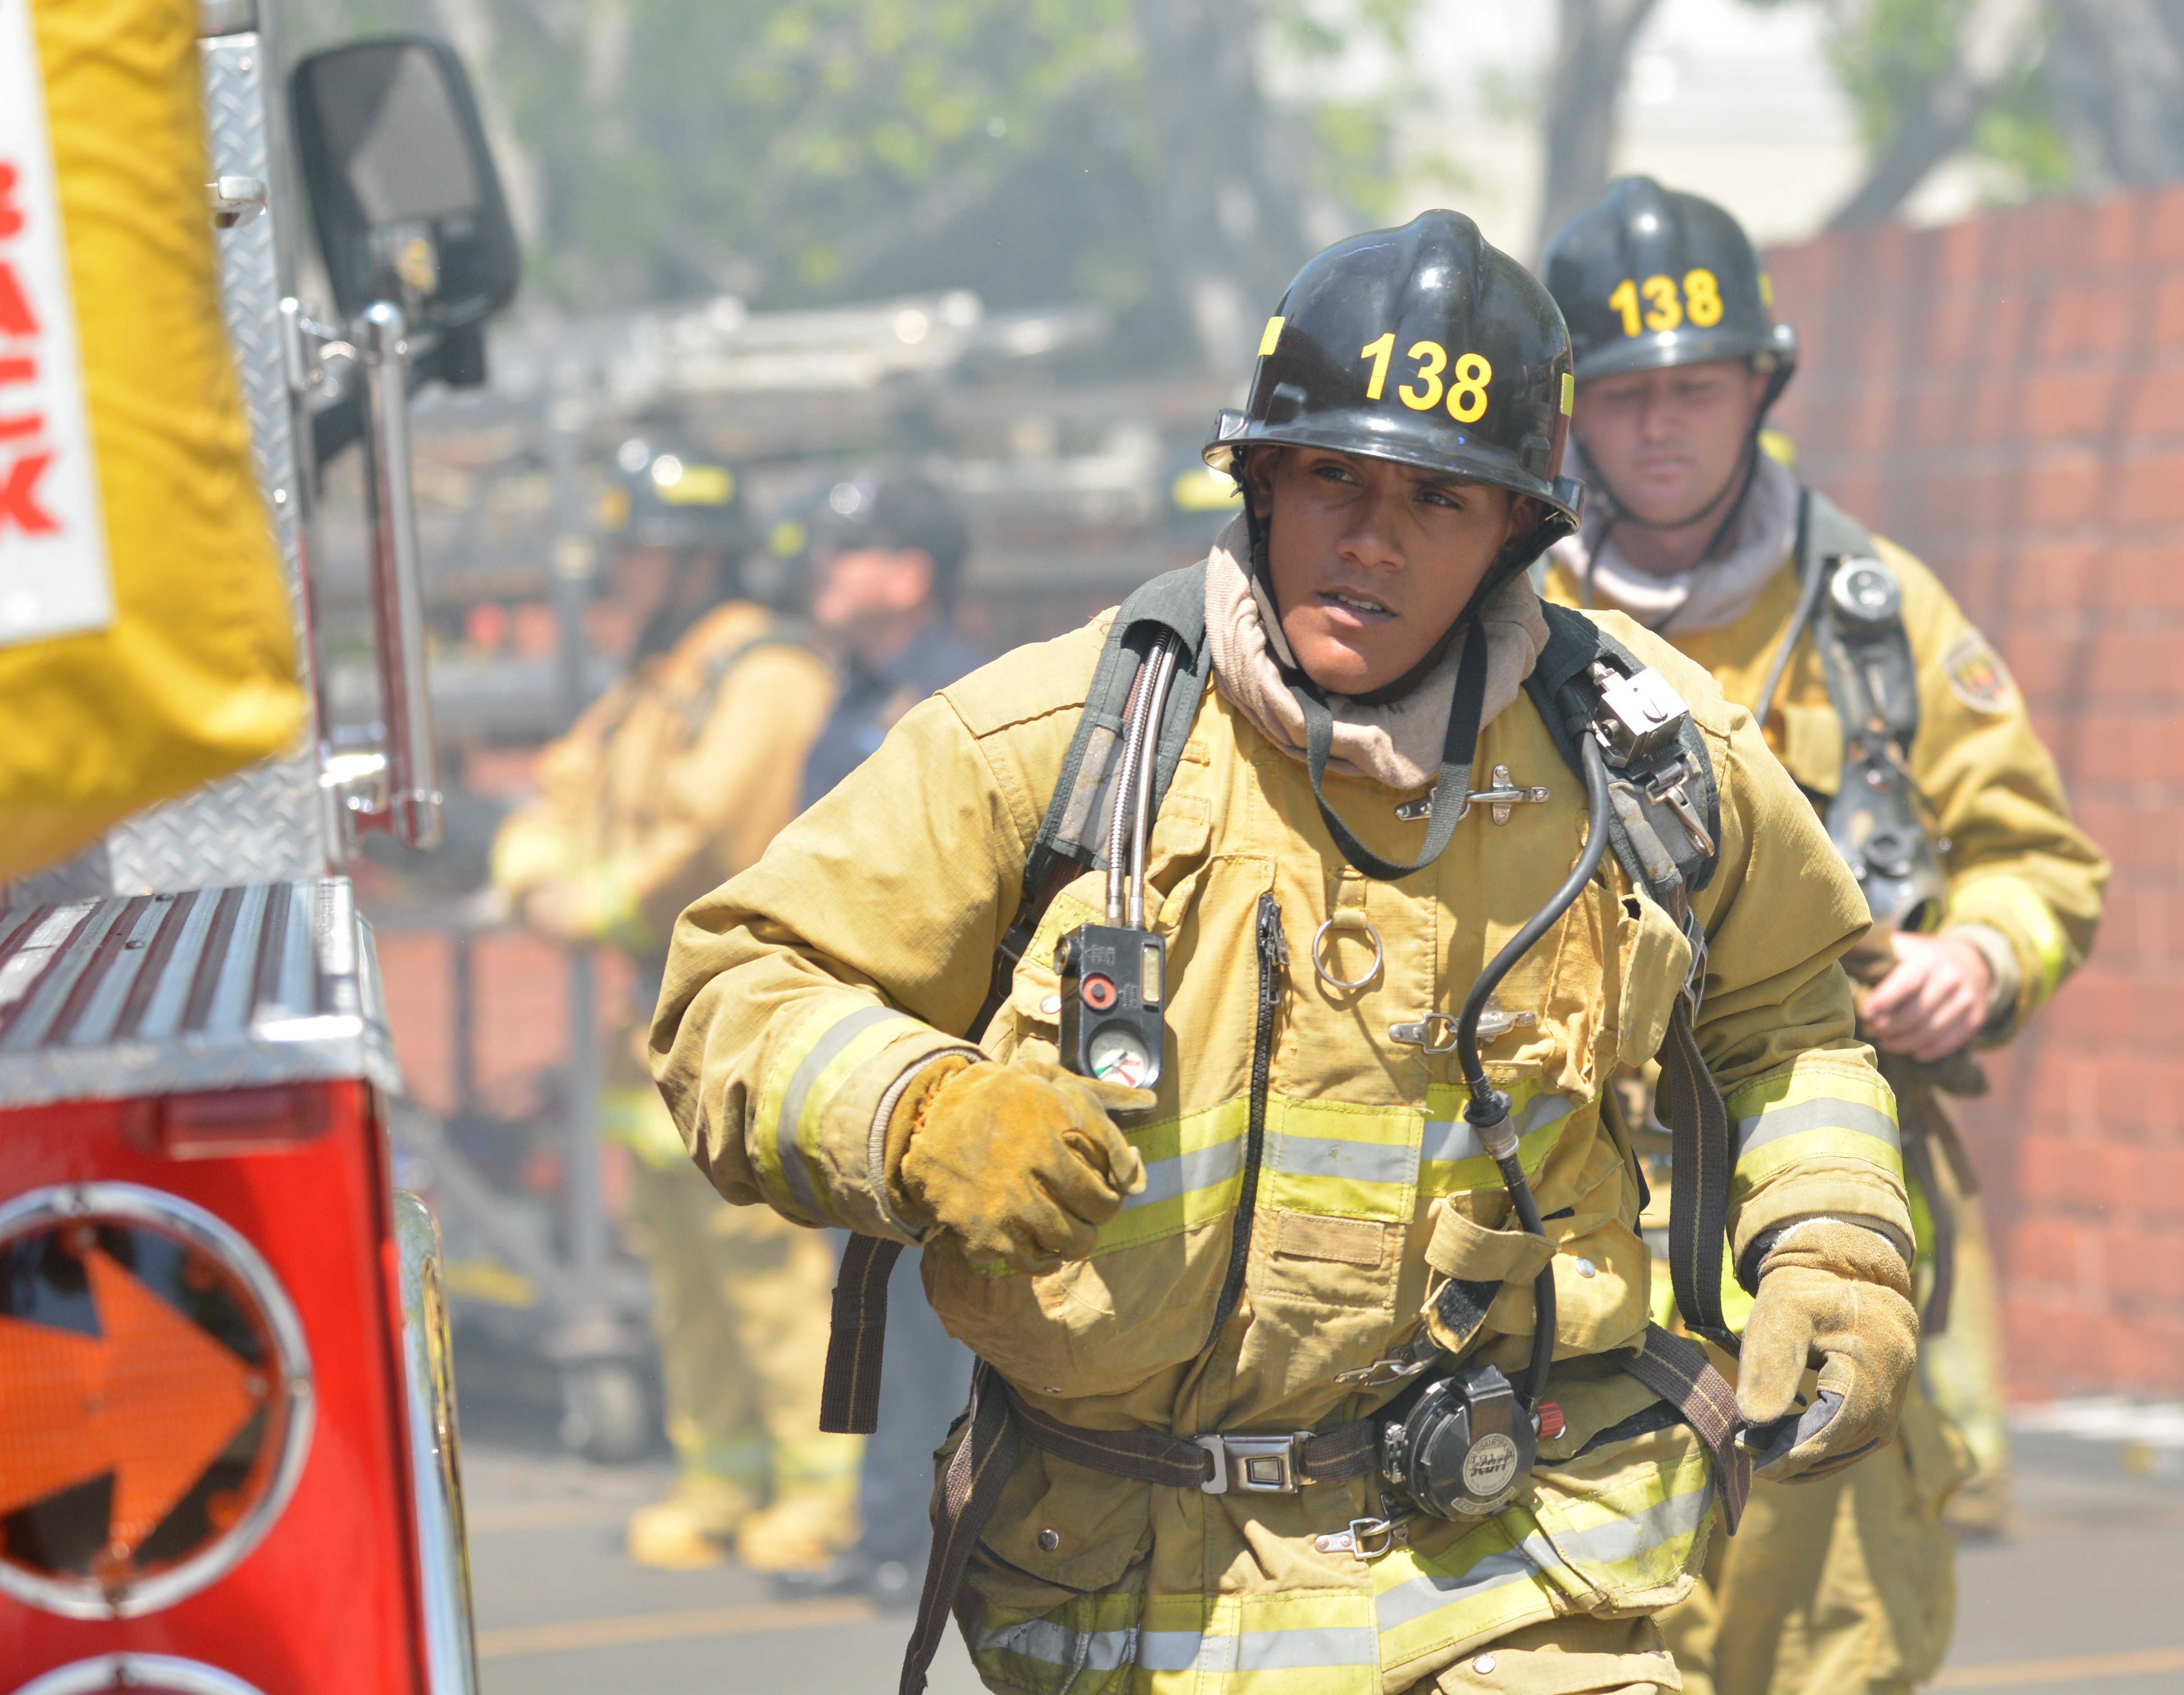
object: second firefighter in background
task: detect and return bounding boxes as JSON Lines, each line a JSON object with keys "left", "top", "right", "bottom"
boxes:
{"left": 1540, "top": 178, "right": 2107, "bottom": 1695}
{"left": 491, "top": 437, "right": 855, "bottom": 1573}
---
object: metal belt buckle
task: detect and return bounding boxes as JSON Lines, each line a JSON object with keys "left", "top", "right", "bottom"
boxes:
{"left": 1198, "top": 1432, "right": 1306, "bottom": 1494}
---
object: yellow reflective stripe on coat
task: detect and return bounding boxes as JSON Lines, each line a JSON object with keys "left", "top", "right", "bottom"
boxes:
{"left": 1375, "top": 1432, "right": 1713, "bottom": 1665}
{"left": 965, "top": 1431, "right": 1714, "bottom": 1690}
{"left": 752, "top": 1001, "right": 915, "bottom": 1225}
{"left": 1948, "top": 873, "right": 2070, "bottom": 1001}
{"left": 1726, "top": 1063, "right": 1900, "bottom": 1202}
{"left": 1140, "top": 1590, "right": 1382, "bottom": 1692}
{"left": 1094, "top": 1085, "right": 1587, "bottom": 1251}
{"left": 972, "top": 1588, "right": 1144, "bottom": 1694}
{"left": 1420, "top": 1082, "right": 1582, "bottom": 1196}
{"left": 1095, "top": 1097, "right": 1249, "bottom": 1254}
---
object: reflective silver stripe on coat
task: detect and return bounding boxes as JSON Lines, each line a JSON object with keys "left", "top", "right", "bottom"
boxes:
{"left": 1274, "top": 1134, "right": 1418, "bottom": 1186}
{"left": 975, "top": 1618, "right": 1138, "bottom": 1674}
{"left": 1375, "top": 1483, "right": 1710, "bottom": 1633}
{"left": 1123, "top": 1137, "right": 1245, "bottom": 1211}
{"left": 775, "top": 1004, "right": 909, "bottom": 1220}
{"left": 1526, "top": 1483, "right": 1711, "bottom": 1579}
{"left": 1420, "top": 1091, "right": 1577, "bottom": 1165}
{"left": 1138, "top": 1625, "right": 1380, "bottom": 1674}
{"left": 1733, "top": 1096, "right": 1899, "bottom": 1159}
{"left": 1373, "top": 1542, "right": 1539, "bottom": 1632}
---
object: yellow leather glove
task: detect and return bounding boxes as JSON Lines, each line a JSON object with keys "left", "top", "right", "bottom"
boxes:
{"left": 1736, "top": 1219, "right": 1919, "bottom": 1483}
{"left": 887, "top": 1055, "right": 1152, "bottom": 1273}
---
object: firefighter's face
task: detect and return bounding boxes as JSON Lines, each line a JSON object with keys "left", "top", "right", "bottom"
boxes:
{"left": 810, "top": 545, "right": 934, "bottom": 637}
{"left": 1248, "top": 448, "right": 1531, "bottom": 697}
{"left": 1573, "top": 358, "right": 1771, "bottom": 525}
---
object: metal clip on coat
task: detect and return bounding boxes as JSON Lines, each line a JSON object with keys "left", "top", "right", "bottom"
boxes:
{"left": 1058, "top": 634, "right": 1182, "bottom": 1089}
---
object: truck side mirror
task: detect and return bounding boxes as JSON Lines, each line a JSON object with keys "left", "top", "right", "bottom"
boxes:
{"left": 290, "top": 36, "right": 519, "bottom": 351}
{"left": 289, "top": 36, "right": 520, "bottom": 856}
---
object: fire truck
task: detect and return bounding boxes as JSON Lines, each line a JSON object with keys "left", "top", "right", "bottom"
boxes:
{"left": 1, "top": 3, "right": 517, "bottom": 1691}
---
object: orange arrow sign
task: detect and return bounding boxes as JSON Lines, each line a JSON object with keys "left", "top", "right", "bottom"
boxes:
{"left": 0, "top": 1244, "right": 261, "bottom": 1558}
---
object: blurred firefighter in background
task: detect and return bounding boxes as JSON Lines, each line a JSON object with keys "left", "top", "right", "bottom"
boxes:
{"left": 491, "top": 436, "right": 860, "bottom": 1573}
{"left": 1542, "top": 178, "right": 2108, "bottom": 1695}
{"left": 774, "top": 472, "right": 988, "bottom": 1604}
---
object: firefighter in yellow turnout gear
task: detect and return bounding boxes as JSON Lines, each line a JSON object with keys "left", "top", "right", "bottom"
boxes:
{"left": 492, "top": 437, "right": 859, "bottom": 1572}
{"left": 1541, "top": 178, "right": 2108, "bottom": 1695}
{"left": 655, "top": 213, "right": 1921, "bottom": 1694}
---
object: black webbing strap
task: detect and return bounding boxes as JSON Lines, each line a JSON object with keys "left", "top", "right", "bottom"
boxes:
{"left": 900, "top": 1359, "right": 1019, "bottom": 1695}
{"left": 1659, "top": 994, "right": 1738, "bottom": 1352}
{"left": 1289, "top": 618, "right": 1489, "bottom": 882}
{"left": 1618, "top": 1322, "right": 1751, "bottom": 1534}
{"left": 1524, "top": 604, "right": 1736, "bottom": 1347}
{"left": 895, "top": 1322, "right": 1753, "bottom": 1692}
{"left": 1803, "top": 491, "right": 1920, "bottom": 759}
{"left": 820, "top": 1235, "right": 904, "bottom": 1435}
{"left": 682, "top": 622, "right": 817, "bottom": 735}
{"left": 1006, "top": 1383, "right": 1379, "bottom": 1489}
{"left": 824, "top": 565, "right": 1215, "bottom": 1436}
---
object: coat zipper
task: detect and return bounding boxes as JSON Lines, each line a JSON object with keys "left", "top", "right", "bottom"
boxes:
{"left": 1207, "top": 891, "right": 1287, "bottom": 1348}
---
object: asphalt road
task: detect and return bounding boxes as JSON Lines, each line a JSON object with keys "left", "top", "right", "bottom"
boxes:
{"left": 460, "top": 1419, "right": 2184, "bottom": 1695}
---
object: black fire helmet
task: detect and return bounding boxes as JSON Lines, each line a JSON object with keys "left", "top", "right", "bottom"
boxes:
{"left": 1204, "top": 208, "right": 1583, "bottom": 581}
{"left": 605, "top": 433, "right": 755, "bottom": 558}
{"left": 1542, "top": 176, "right": 1796, "bottom": 407}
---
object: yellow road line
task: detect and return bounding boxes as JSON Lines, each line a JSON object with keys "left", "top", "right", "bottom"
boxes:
{"left": 476, "top": 1596, "right": 878, "bottom": 1659}
{"left": 2004, "top": 1507, "right": 2184, "bottom": 1536}
{"left": 1932, "top": 1644, "right": 2184, "bottom": 1689}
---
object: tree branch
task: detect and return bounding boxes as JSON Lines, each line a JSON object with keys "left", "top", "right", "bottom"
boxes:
{"left": 1531, "top": 0, "right": 1664, "bottom": 262}
{"left": 1826, "top": 0, "right": 2043, "bottom": 228}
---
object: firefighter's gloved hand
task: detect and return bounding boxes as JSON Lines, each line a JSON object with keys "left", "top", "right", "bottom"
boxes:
{"left": 887, "top": 1055, "right": 1151, "bottom": 1273}
{"left": 1735, "top": 1218, "right": 1918, "bottom": 1484}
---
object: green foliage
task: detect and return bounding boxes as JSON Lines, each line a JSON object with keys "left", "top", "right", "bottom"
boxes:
{"left": 1267, "top": 0, "right": 1428, "bottom": 221}
{"left": 291, "top": 0, "right": 1423, "bottom": 348}
{"left": 1777, "top": 0, "right": 2080, "bottom": 200}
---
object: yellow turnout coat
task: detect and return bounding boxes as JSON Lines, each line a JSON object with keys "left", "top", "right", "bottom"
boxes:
{"left": 653, "top": 593, "right": 1910, "bottom": 1695}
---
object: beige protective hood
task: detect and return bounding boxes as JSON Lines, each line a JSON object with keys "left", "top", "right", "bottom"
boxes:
{"left": 1202, "top": 514, "right": 1548, "bottom": 791}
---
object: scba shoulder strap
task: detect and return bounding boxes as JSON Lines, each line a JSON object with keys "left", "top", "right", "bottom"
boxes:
{"left": 1798, "top": 493, "right": 1965, "bottom": 1338}
{"left": 972, "top": 560, "right": 1214, "bottom": 1039}
{"left": 1802, "top": 489, "right": 1920, "bottom": 763}
{"left": 1521, "top": 603, "right": 1738, "bottom": 1349}
{"left": 819, "top": 563, "right": 1215, "bottom": 1440}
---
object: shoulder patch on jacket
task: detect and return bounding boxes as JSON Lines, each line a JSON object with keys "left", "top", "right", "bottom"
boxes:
{"left": 1942, "top": 632, "right": 2014, "bottom": 714}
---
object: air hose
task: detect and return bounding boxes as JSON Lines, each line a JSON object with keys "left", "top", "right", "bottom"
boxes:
{"left": 1453, "top": 734, "right": 1613, "bottom": 1411}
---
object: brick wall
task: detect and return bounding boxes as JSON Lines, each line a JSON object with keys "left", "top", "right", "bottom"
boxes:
{"left": 374, "top": 926, "right": 637, "bottom": 1119}
{"left": 1766, "top": 186, "right": 2184, "bottom": 1398}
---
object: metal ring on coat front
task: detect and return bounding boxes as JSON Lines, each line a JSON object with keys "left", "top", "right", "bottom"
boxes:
{"left": 1311, "top": 913, "right": 1384, "bottom": 990}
